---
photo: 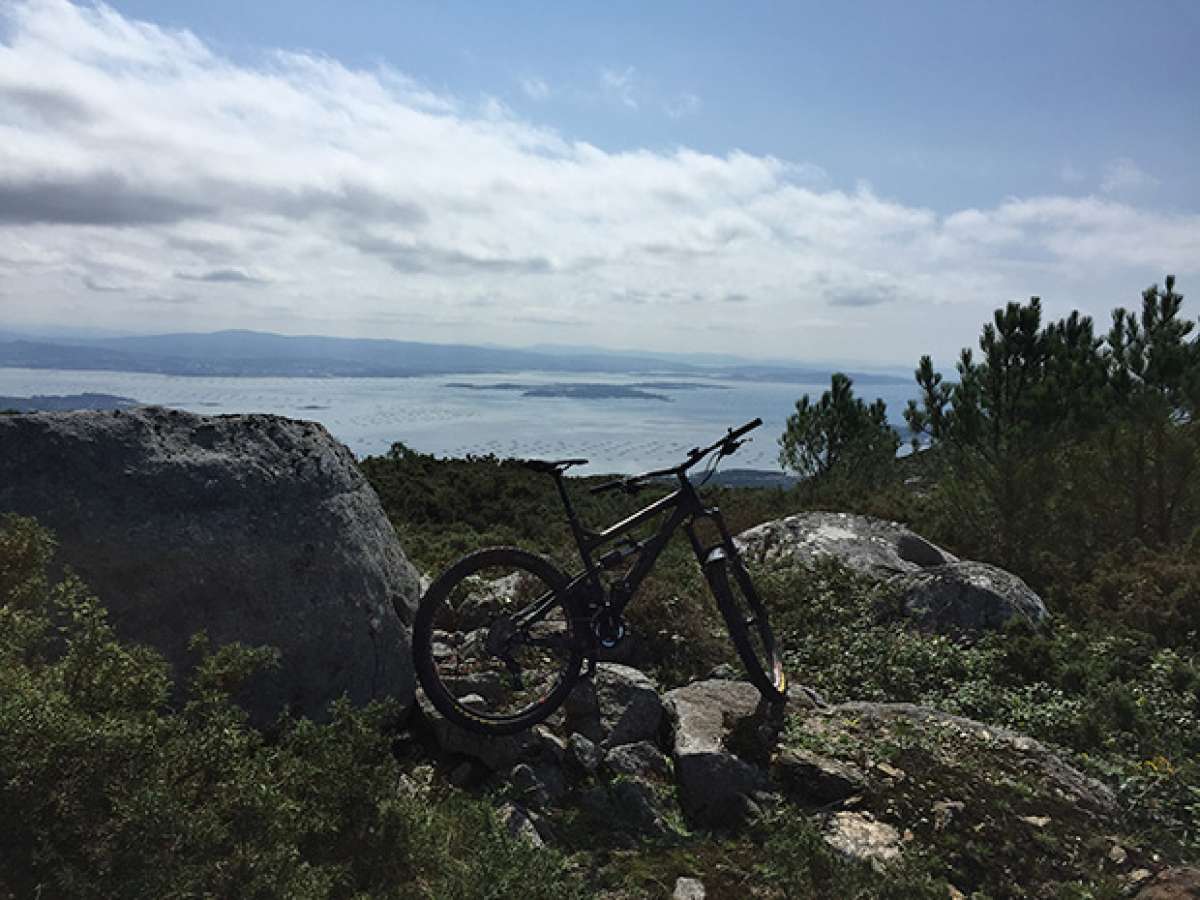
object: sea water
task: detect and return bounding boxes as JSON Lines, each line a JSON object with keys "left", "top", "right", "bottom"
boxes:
{"left": 0, "top": 367, "right": 919, "bottom": 475}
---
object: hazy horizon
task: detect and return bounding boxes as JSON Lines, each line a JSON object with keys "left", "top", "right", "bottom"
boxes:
{"left": 1, "top": 1, "right": 1198, "bottom": 368}
{"left": 0, "top": 322, "right": 917, "bottom": 375}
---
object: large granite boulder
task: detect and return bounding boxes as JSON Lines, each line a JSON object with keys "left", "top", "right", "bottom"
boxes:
{"left": 736, "top": 512, "right": 1048, "bottom": 636}
{"left": 894, "top": 560, "right": 1048, "bottom": 636}
{"left": 0, "top": 406, "right": 420, "bottom": 724}
{"left": 735, "top": 511, "right": 956, "bottom": 577}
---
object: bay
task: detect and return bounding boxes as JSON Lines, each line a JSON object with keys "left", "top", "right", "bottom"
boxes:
{"left": 0, "top": 367, "right": 918, "bottom": 475}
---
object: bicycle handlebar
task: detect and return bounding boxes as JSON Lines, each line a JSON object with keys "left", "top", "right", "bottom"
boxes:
{"left": 588, "top": 418, "right": 762, "bottom": 494}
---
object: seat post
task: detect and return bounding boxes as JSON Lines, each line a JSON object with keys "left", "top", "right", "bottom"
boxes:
{"left": 552, "top": 471, "right": 598, "bottom": 575}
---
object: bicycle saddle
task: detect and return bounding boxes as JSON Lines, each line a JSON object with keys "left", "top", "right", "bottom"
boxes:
{"left": 520, "top": 457, "right": 588, "bottom": 474}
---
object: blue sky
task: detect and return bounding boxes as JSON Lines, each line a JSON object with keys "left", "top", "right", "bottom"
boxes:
{"left": 102, "top": 0, "right": 1200, "bottom": 211}
{"left": 1, "top": 0, "right": 1198, "bottom": 365}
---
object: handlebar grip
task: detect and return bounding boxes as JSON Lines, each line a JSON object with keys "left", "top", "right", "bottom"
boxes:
{"left": 727, "top": 418, "right": 763, "bottom": 442}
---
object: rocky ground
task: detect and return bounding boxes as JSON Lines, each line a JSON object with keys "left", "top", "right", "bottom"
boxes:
{"left": 5, "top": 409, "right": 1197, "bottom": 898}
{"left": 406, "top": 661, "right": 1194, "bottom": 899}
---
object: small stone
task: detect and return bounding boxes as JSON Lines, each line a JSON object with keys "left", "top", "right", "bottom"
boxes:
{"left": 673, "top": 876, "right": 706, "bottom": 899}
{"left": 772, "top": 749, "right": 866, "bottom": 805}
{"left": 824, "top": 811, "right": 902, "bottom": 868}
{"left": 498, "top": 802, "right": 544, "bottom": 847}
{"left": 1126, "top": 868, "right": 1152, "bottom": 886}
{"left": 567, "top": 733, "right": 602, "bottom": 775}
{"left": 605, "top": 740, "right": 671, "bottom": 779}
{"left": 1108, "top": 844, "right": 1128, "bottom": 865}
{"left": 1020, "top": 815, "right": 1051, "bottom": 828}
{"left": 509, "top": 763, "right": 549, "bottom": 808}
{"left": 874, "top": 761, "right": 906, "bottom": 781}
{"left": 933, "top": 800, "right": 965, "bottom": 832}
{"left": 508, "top": 761, "right": 567, "bottom": 808}
{"left": 534, "top": 726, "right": 568, "bottom": 765}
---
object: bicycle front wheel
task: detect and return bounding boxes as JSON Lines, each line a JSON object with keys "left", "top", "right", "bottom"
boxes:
{"left": 413, "top": 547, "right": 583, "bottom": 736}
{"left": 706, "top": 550, "right": 787, "bottom": 702}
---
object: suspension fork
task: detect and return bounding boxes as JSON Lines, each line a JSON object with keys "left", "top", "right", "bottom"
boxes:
{"left": 686, "top": 497, "right": 742, "bottom": 588}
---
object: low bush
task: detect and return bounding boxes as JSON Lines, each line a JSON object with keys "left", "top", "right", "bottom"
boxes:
{"left": 0, "top": 514, "right": 584, "bottom": 899}
{"left": 758, "top": 558, "right": 1200, "bottom": 857}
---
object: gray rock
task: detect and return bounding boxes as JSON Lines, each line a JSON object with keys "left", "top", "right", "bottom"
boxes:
{"left": 736, "top": 512, "right": 1048, "bottom": 636}
{"left": 894, "top": 560, "right": 1049, "bottom": 636}
{"left": 565, "top": 663, "right": 663, "bottom": 748}
{"left": 498, "top": 802, "right": 544, "bottom": 848}
{"left": 507, "top": 762, "right": 567, "bottom": 808}
{"left": 664, "top": 679, "right": 774, "bottom": 829}
{"left": 828, "top": 702, "right": 1117, "bottom": 813}
{"left": 579, "top": 777, "right": 675, "bottom": 840}
{"left": 824, "top": 811, "right": 902, "bottom": 868}
{"left": 416, "top": 689, "right": 539, "bottom": 772}
{"left": 673, "top": 876, "right": 706, "bottom": 899}
{"left": 0, "top": 407, "right": 420, "bottom": 725}
{"left": 567, "top": 733, "right": 602, "bottom": 775}
{"left": 735, "top": 511, "right": 955, "bottom": 577}
{"left": 932, "top": 799, "right": 965, "bottom": 832}
{"left": 534, "top": 726, "right": 568, "bottom": 766}
{"left": 605, "top": 740, "right": 671, "bottom": 779}
{"left": 772, "top": 749, "right": 866, "bottom": 805}
{"left": 1134, "top": 867, "right": 1200, "bottom": 899}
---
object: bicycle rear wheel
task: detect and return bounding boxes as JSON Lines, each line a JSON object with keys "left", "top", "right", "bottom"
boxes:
{"left": 706, "top": 550, "right": 787, "bottom": 702}
{"left": 413, "top": 547, "right": 583, "bottom": 735}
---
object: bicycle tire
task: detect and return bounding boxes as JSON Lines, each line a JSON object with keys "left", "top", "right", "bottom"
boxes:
{"left": 706, "top": 550, "right": 787, "bottom": 702}
{"left": 413, "top": 546, "right": 583, "bottom": 736}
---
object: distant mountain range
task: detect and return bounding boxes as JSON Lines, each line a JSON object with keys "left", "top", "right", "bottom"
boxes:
{"left": 0, "top": 329, "right": 910, "bottom": 384}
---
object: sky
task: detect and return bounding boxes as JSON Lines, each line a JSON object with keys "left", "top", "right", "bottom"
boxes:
{"left": 0, "top": 0, "right": 1198, "bottom": 367}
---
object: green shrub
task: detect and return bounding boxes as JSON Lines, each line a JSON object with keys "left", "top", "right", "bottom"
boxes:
{"left": 0, "top": 514, "right": 584, "bottom": 899}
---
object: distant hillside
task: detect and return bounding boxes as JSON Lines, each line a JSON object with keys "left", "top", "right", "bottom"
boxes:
{"left": 0, "top": 393, "right": 139, "bottom": 412}
{"left": 0, "top": 329, "right": 911, "bottom": 383}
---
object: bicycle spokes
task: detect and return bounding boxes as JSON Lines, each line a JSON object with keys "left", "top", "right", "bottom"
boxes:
{"left": 428, "top": 564, "right": 575, "bottom": 719}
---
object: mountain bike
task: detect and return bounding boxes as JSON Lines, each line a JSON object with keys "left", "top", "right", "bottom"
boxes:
{"left": 412, "top": 418, "right": 786, "bottom": 736}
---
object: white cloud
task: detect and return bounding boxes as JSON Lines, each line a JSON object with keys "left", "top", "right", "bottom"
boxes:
{"left": 1100, "top": 157, "right": 1159, "bottom": 194}
{"left": 0, "top": 1, "right": 1197, "bottom": 363}
{"left": 600, "top": 65, "right": 637, "bottom": 109}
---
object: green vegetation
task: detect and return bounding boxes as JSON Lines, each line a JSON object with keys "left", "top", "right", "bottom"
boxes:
{"left": 0, "top": 515, "right": 584, "bottom": 899}
{"left": 778, "top": 371, "right": 899, "bottom": 490}
{"left": 764, "top": 560, "right": 1200, "bottom": 863}
{"left": 358, "top": 442, "right": 796, "bottom": 575}
{"left": 903, "top": 276, "right": 1200, "bottom": 587}
{"left": 3, "top": 277, "right": 1197, "bottom": 896}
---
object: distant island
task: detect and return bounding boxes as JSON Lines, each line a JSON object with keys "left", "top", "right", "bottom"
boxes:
{"left": 0, "top": 393, "right": 140, "bottom": 412}
{"left": 444, "top": 380, "right": 731, "bottom": 401}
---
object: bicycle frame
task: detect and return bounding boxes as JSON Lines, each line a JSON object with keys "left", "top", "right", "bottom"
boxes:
{"left": 513, "top": 469, "right": 738, "bottom": 653}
